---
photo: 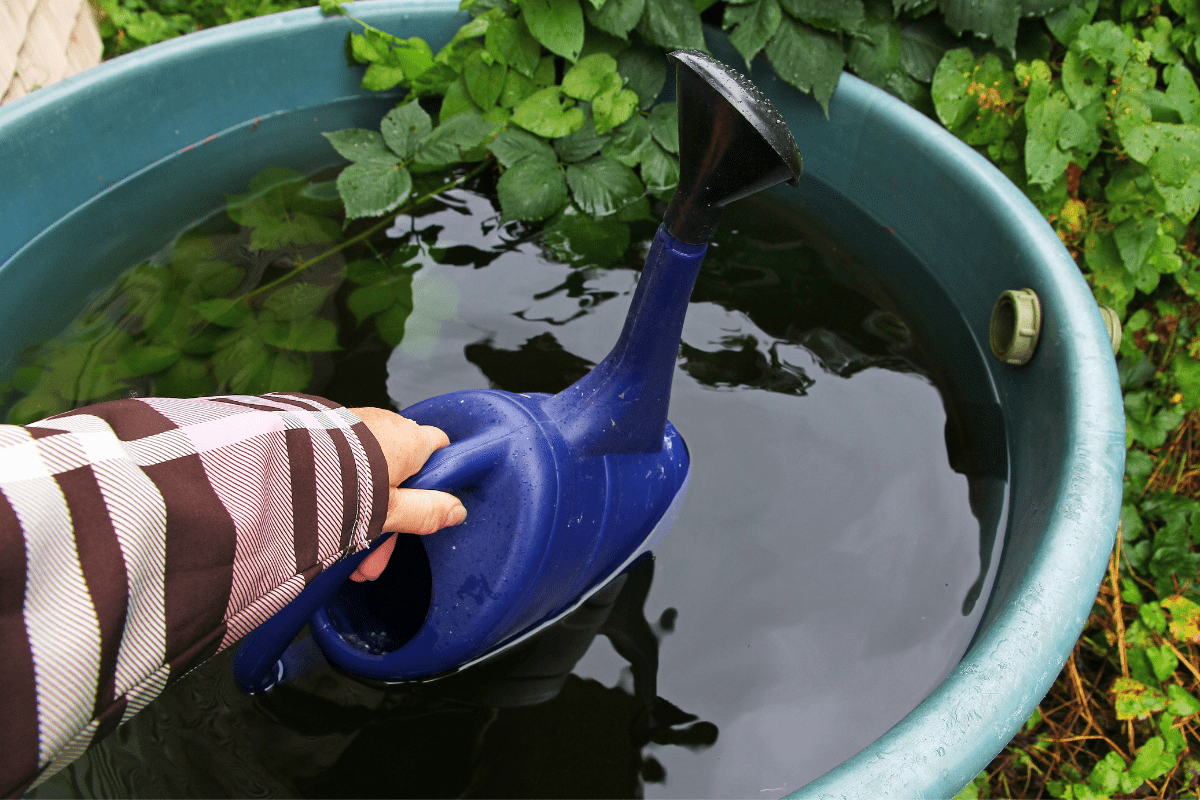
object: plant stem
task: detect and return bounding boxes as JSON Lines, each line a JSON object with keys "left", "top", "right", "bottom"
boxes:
{"left": 242, "top": 160, "right": 492, "bottom": 303}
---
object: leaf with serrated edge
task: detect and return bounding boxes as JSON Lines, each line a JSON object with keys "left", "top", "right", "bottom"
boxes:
{"left": 464, "top": 50, "right": 508, "bottom": 109}
{"left": 323, "top": 129, "right": 404, "bottom": 165}
{"left": 512, "top": 87, "right": 587, "bottom": 137}
{"left": 522, "top": 0, "right": 584, "bottom": 60}
{"left": 381, "top": 101, "right": 433, "bottom": 159}
{"left": 486, "top": 16, "right": 541, "bottom": 77}
{"left": 648, "top": 102, "right": 678, "bottom": 154}
{"left": 492, "top": 128, "right": 557, "bottom": 167}
{"left": 638, "top": 0, "right": 705, "bottom": 50}
{"left": 778, "top": 0, "right": 863, "bottom": 33}
{"left": 262, "top": 283, "right": 329, "bottom": 321}
{"left": 498, "top": 157, "right": 568, "bottom": 221}
{"left": 586, "top": 0, "right": 644, "bottom": 39}
{"left": 338, "top": 163, "right": 413, "bottom": 220}
{"left": 764, "top": 17, "right": 843, "bottom": 115}
{"left": 563, "top": 53, "right": 620, "bottom": 100}
{"left": 566, "top": 154, "right": 645, "bottom": 216}
{"left": 724, "top": 0, "right": 782, "bottom": 66}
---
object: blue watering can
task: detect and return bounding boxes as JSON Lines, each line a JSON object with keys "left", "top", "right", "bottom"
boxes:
{"left": 233, "top": 49, "right": 802, "bottom": 691}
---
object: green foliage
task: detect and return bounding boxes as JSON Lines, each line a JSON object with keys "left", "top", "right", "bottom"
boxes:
{"left": 95, "top": 0, "right": 316, "bottom": 56}
{"left": 1, "top": 167, "right": 435, "bottom": 420}
{"left": 924, "top": 3, "right": 1200, "bottom": 795}
{"left": 324, "top": 0, "right": 681, "bottom": 230}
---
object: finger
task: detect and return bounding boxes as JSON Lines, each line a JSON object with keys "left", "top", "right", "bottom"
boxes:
{"left": 350, "top": 407, "right": 450, "bottom": 485}
{"left": 385, "top": 487, "right": 467, "bottom": 535}
{"left": 350, "top": 533, "right": 397, "bottom": 583}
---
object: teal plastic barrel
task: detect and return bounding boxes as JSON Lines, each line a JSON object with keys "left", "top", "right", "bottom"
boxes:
{"left": 0, "top": 3, "right": 1125, "bottom": 796}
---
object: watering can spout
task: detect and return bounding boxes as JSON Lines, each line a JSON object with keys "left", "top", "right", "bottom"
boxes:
{"left": 545, "top": 49, "right": 803, "bottom": 456}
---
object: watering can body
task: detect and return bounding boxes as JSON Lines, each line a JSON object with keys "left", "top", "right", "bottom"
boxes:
{"left": 233, "top": 50, "right": 802, "bottom": 692}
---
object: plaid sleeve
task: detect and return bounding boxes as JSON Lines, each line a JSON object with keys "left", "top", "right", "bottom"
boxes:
{"left": 0, "top": 392, "right": 389, "bottom": 797}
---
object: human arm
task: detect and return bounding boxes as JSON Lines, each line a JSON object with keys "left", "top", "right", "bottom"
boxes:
{"left": 0, "top": 393, "right": 460, "bottom": 796}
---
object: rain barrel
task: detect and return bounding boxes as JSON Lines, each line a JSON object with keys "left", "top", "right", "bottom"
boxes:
{"left": 0, "top": 2, "right": 1125, "bottom": 795}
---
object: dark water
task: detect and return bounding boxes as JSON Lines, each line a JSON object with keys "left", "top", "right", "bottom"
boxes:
{"left": 27, "top": 185, "right": 1007, "bottom": 798}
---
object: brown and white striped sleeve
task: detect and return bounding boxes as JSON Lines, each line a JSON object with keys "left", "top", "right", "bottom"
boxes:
{"left": 0, "top": 392, "right": 389, "bottom": 797}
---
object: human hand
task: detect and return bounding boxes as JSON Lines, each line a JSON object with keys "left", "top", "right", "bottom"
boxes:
{"left": 349, "top": 407, "right": 466, "bottom": 582}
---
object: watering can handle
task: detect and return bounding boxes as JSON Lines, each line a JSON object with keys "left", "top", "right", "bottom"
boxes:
{"left": 232, "top": 434, "right": 505, "bottom": 693}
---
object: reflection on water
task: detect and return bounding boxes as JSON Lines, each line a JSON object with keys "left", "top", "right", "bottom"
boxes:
{"left": 29, "top": 185, "right": 1008, "bottom": 798}
{"left": 32, "top": 557, "right": 715, "bottom": 798}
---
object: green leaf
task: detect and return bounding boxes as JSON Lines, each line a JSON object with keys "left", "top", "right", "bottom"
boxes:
{"left": 1114, "top": 217, "right": 1159, "bottom": 277}
{"left": 638, "top": 0, "right": 705, "bottom": 50}
{"left": 415, "top": 112, "right": 501, "bottom": 166}
{"left": 152, "top": 356, "right": 215, "bottom": 398}
{"left": 563, "top": 53, "right": 621, "bottom": 100}
{"left": 640, "top": 140, "right": 680, "bottom": 194}
{"left": 348, "top": 281, "right": 399, "bottom": 325}
{"left": 778, "top": 0, "right": 863, "bottom": 33}
{"left": 322, "top": 129, "right": 404, "bottom": 165}
{"left": 1057, "top": 108, "right": 1101, "bottom": 164}
{"left": 1146, "top": 644, "right": 1180, "bottom": 682}
{"left": 261, "top": 318, "right": 341, "bottom": 352}
{"left": 1113, "top": 676, "right": 1169, "bottom": 720}
{"left": 1129, "top": 736, "right": 1176, "bottom": 785}
{"left": 764, "top": 17, "right": 844, "bottom": 115}
{"left": 1165, "top": 62, "right": 1200, "bottom": 125}
{"left": 1173, "top": 353, "right": 1200, "bottom": 411}
{"left": 617, "top": 45, "right": 667, "bottom": 110}
{"left": 1161, "top": 712, "right": 1188, "bottom": 753}
{"left": 439, "top": 77, "right": 483, "bottom": 124}
{"left": 1126, "top": 390, "right": 1184, "bottom": 448}
{"left": 543, "top": 209, "right": 631, "bottom": 267}
{"left": 1062, "top": 50, "right": 1106, "bottom": 109}
{"left": 1168, "top": 683, "right": 1200, "bottom": 716}
{"left": 1074, "top": 20, "right": 1144, "bottom": 72}
{"left": 601, "top": 113, "right": 655, "bottom": 165}
{"left": 337, "top": 162, "right": 414, "bottom": 220}
{"left": 261, "top": 283, "right": 330, "bottom": 321}
{"left": 194, "top": 298, "right": 252, "bottom": 327}
{"left": 1087, "top": 750, "right": 1127, "bottom": 795}
{"left": 485, "top": 15, "right": 541, "bottom": 78}
{"left": 464, "top": 49, "right": 508, "bottom": 109}
{"left": 931, "top": 48, "right": 977, "bottom": 130}
{"left": 260, "top": 350, "right": 314, "bottom": 393}
{"left": 376, "top": 300, "right": 414, "bottom": 347}
{"left": 120, "top": 345, "right": 182, "bottom": 377}
{"left": 213, "top": 334, "right": 271, "bottom": 389}
{"left": 847, "top": 13, "right": 901, "bottom": 85}
{"left": 724, "top": 0, "right": 782, "bottom": 65}
{"left": 940, "top": 0, "right": 1019, "bottom": 51}
{"left": 522, "top": 0, "right": 585, "bottom": 60}
{"left": 227, "top": 170, "right": 340, "bottom": 251}
{"left": 566, "top": 154, "right": 645, "bottom": 216}
{"left": 1164, "top": 595, "right": 1200, "bottom": 644}
{"left": 648, "top": 102, "right": 678, "bottom": 154}
{"left": 1141, "top": 601, "right": 1169, "bottom": 633}
{"left": 498, "top": 156, "right": 569, "bottom": 220}
{"left": 555, "top": 108, "right": 612, "bottom": 161}
{"left": 593, "top": 82, "right": 639, "bottom": 134}
{"left": 381, "top": 101, "right": 433, "bottom": 160}
{"left": 1044, "top": 0, "right": 1097, "bottom": 46}
{"left": 512, "top": 86, "right": 587, "bottom": 137}
{"left": 585, "top": 0, "right": 644, "bottom": 38}
{"left": 319, "top": 0, "right": 344, "bottom": 15}
{"left": 500, "top": 68, "right": 540, "bottom": 108}
{"left": 492, "top": 128, "right": 557, "bottom": 167}
{"left": 358, "top": 33, "right": 436, "bottom": 91}
{"left": 1025, "top": 61, "right": 1073, "bottom": 189}
{"left": 898, "top": 17, "right": 951, "bottom": 83}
